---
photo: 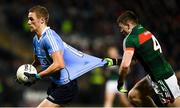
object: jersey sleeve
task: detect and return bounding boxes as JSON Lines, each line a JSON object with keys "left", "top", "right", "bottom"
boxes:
{"left": 124, "top": 35, "right": 136, "bottom": 51}
{"left": 43, "top": 30, "right": 64, "bottom": 55}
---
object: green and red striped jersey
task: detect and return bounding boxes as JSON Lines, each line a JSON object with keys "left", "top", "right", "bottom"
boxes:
{"left": 123, "top": 24, "right": 173, "bottom": 81}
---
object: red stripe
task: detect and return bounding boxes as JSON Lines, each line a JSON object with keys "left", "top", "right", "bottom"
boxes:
{"left": 125, "top": 48, "right": 135, "bottom": 51}
{"left": 138, "top": 31, "right": 152, "bottom": 44}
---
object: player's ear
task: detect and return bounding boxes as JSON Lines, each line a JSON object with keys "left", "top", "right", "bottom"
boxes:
{"left": 40, "top": 18, "right": 45, "bottom": 24}
{"left": 127, "top": 23, "right": 130, "bottom": 30}
{"left": 127, "top": 23, "right": 132, "bottom": 32}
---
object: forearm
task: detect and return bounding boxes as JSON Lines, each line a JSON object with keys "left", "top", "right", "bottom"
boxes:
{"left": 111, "top": 58, "right": 135, "bottom": 66}
{"left": 118, "top": 66, "right": 129, "bottom": 83}
{"left": 117, "top": 66, "right": 129, "bottom": 92}
{"left": 39, "top": 63, "right": 64, "bottom": 78}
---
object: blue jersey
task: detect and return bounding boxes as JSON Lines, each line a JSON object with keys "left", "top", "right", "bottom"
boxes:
{"left": 33, "top": 27, "right": 106, "bottom": 85}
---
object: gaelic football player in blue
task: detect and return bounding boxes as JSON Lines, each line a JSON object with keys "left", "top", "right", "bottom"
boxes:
{"left": 22, "top": 5, "right": 113, "bottom": 107}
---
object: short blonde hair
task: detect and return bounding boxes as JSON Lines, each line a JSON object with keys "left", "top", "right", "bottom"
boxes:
{"left": 29, "top": 5, "right": 49, "bottom": 24}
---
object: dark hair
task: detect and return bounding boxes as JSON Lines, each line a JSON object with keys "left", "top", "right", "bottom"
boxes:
{"left": 117, "top": 11, "right": 138, "bottom": 25}
{"left": 29, "top": 5, "right": 49, "bottom": 24}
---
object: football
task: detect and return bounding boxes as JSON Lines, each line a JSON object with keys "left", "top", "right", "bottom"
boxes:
{"left": 16, "top": 64, "right": 37, "bottom": 83}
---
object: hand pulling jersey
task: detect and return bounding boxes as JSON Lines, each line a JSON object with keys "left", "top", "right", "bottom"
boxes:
{"left": 33, "top": 27, "right": 106, "bottom": 85}
{"left": 123, "top": 25, "right": 174, "bottom": 81}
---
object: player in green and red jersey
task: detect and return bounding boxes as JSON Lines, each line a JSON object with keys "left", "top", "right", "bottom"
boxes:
{"left": 107, "top": 11, "right": 180, "bottom": 107}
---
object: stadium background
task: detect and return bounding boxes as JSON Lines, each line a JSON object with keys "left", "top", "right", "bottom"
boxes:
{"left": 0, "top": 0, "right": 180, "bottom": 107}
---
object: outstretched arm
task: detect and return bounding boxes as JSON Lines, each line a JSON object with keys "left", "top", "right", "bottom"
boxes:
{"left": 104, "top": 58, "right": 122, "bottom": 66}
{"left": 118, "top": 49, "right": 134, "bottom": 90}
{"left": 104, "top": 57, "right": 137, "bottom": 67}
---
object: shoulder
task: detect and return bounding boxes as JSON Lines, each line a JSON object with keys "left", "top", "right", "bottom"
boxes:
{"left": 42, "top": 29, "right": 64, "bottom": 46}
{"left": 46, "top": 28, "right": 59, "bottom": 36}
{"left": 124, "top": 34, "right": 136, "bottom": 43}
{"left": 126, "top": 25, "right": 147, "bottom": 44}
{"left": 44, "top": 29, "right": 62, "bottom": 40}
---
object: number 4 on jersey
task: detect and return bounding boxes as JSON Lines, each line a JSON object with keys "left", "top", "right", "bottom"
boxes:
{"left": 152, "top": 35, "right": 162, "bottom": 53}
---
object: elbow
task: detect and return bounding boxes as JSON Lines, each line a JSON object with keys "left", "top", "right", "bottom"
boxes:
{"left": 121, "top": 61, "right": 130, "bottom": 70}
{"left": 122, "top": 66, "right": 128, "bottom": 71}
{"left": 121, "top": 65, "right": 129, "bottom": 71}
{"left": 55, "top": 63, "right": 65, "bottom": 71}
{"left": 58, "top": 64, "right": 65, "bottom": 70}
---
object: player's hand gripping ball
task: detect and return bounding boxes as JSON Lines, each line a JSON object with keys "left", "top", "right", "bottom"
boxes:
{"left": 16, "top": 64, "right": 37, "bottom": 83}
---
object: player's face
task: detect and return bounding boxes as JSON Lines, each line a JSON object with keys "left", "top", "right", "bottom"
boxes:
{"left": 118, "top": 23, "right": 130, "bottom": 36}
{"left": 27, "top": 12, "right": 41, "bottom": 32}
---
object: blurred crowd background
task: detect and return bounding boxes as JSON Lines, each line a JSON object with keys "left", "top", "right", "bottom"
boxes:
{"left": 0, "top": 0, "right": 180, "bottom": 107}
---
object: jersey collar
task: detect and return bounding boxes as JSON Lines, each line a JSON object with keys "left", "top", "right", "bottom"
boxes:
{"left": 131, "top": 24, "right": 143, "bottom": 34}
{"left": 41, "top": 26, "right": 50, "bottom": 36}
{"left": 36, "top": 27, "right": 50, "bottom": 42}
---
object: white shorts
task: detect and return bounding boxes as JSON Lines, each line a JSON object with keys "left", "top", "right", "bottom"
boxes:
{"left": 148, "top": 74, "right": 180, "bottom": 104}
{"left": 105, "top": 80, "right": 119, "bottom": 93}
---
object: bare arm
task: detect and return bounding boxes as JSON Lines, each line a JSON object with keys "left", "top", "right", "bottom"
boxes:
{"left": 38, "top": 51, "right": 65, "bottom": 78}
{"left": 118, "top": 50, "right": 134, "bottom": 83}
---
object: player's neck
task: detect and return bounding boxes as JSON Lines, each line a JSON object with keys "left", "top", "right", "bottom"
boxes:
{"left": 130, "top": 23, "right": 137, "bottom": 30}
{"left": 36, "top": 25, "right": 47, "bottom": 38}
{"left": 127, "top": 24, "right": 137, "bottom": 34}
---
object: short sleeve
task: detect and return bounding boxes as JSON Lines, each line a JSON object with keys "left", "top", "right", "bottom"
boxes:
{"left": 123, "top": 35, "right": 136, "bottom": 51}
{"left": 43, "top": 30, "right": 64, "bottom": 55}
